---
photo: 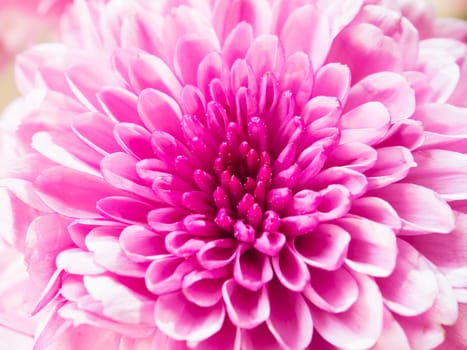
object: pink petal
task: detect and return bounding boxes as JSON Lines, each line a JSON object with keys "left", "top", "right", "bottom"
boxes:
{"left": 371, "top": 183, "right": 455, "bottom": 234}
{"left": 304, "top": 266, "right": 359, "bottom": 313}
{"left": 266, "top": 277, "right": 313, "bottom": 349}
{"left": 294, "top": 223, "right": 350, "bottom": 271}
{"left": 182, "top": 269, "right": 226, "bottom": 307}
{"left": 372, "top": 308, "right": 410, "bottom": 350}
{"left": 222, "top": 279, "right": 269, "bottom": 329}
{"left": 174, "top": 36, "right": 217, "bottom": 85}
{"left": 56, "top": 249, "right": 106, "bottom": 275}
{"left": 271, "top": 244, "right": 310, "bottom": 292}
{"left": 365, "top": 146, "right": 416, "bottom": 190}
{"left": 36, "top": 166, "right": 116, "bottom": 218}
{"left": 83, "top": 275, "right": 155, "bottom": 325}
{"left": 100, "top": 152, "right": 156, "bottom": 201}
{"left": 25, "top": 214, "right": 73, "bottom": 286}
{"left": 339, "top": 217, "right": 397, "bottom": 277}
{"left": 212, "top": 0, "right": 270, "bottom": 42}
{"left": 97, "top": 196, "right": 153, "bottom": 225}
{"left": 113, "top": 122, "right": 153, "bottom": 160}
{"left": 245, "top": 35, "right": 284, "bottom": 79}
{"left": 377, "top": 119, "right": 424, "bottom": 150}
{"left": 350, "top": 197, "right": 401, "bottom": 231}
{"left": 233, "top": 244, "right": 273, "bottom": 291}
{"left": 376, "top": 239, "right": 438, "bottom": 316}
{"left": 155, "top": 292, "right": 225, "bottom": 342}
{"left": 71, "top": 112, "right": 119, "bottom": 155}
{"left": 280, "top": 4, "right": 331, "bottom": 70}
{"left": 412, "top": 104, "right": 467, "bottom": 147}
{"left": 137, "top": 88, "right": 182, "bottom": 136}
{"left": 406, "top": 149, "right": 467, "bottom": 200}
{"left": 222, "top": 22, "right": 253, "bottom": 67}
{"left": 84, "top": 227, "right": 147, "bottom": 277}
{"left": 120, "top": 225, "right": 167, "bottom": 262}
{"left": 313, "top": 63, "right": 350, "bottom": 102}
{"left": 345, "top": 72, "right": 416, "bottom": 122}
{"left": 339, "top": 102, "right": 390, "bottom": 145}
{"left": 241, "top": 323, "right": 283, "bottom": 350}
{"left": 128, "top": 52, "right": 181, "bottom": 97}
{"left": 312, "top": 272, "right": 384, "bottom": 349}
{"left": 197, "top": 239, "right": 237, "bottom": 270}
{"left": 191, "top": 318, "right": 240, "bottom": 350}
{"left": 145, "top": 256, "right": 196, "bottom": 295}
{"left": 97, "top": 87, "right": 141, "bottom": 125}
{"left": 326, "top": 142, "right": 377, "bottom": 172}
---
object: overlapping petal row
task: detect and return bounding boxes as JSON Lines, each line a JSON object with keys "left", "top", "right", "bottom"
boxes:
{"left": 1, "top": 0, "right": 467, "bottom": 349}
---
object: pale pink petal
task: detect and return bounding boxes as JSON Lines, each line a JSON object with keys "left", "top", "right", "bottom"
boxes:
{"left": 376, "top": 239, "right": 438, "bottom": 316}
{"left": 371, "top": 183, "right": 455, "bottom": 234}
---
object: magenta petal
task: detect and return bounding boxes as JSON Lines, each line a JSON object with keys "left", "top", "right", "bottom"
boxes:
{"left": 271, "top": 244, "right": 309, "bottom": 291}
{"left": 145, "top": 256, "right": 195, "bottom": 295}
{"left": 155, "top": 292, "right": 225, "bottom": 342}
{"left": 191, "top": 317, "right": 240, "bottom": 350}
{"left": 36, "top": 166, "right": 116, "bottom": 218}
{"left": 266, "top": 277, "right": 313, "bottom": 349}
{"left": 113, "top": 122, "right": 153, "bottom": 160}
{"left": 100, "top": 152, "right": 156, "bottom": 201}
{"left": 182, "top": 269, "right": 225, "bottom": 307}
{"left": 377, "top": 239, "right": 438, "bottom": 316}
{"left": 120, "top": 225, "right": 167, "bottom": 262}
{"left": 371, "top": 183, "right": 455, "bottom": 234}
{"left": 222, "top": 279, "right": 269, "bottom": 329}
{"left": 165, "top": 230, "right": 207, "bottom": 258}
{"left": 233, "top": 244, "right": 273, "bottom": 291}
{"left": 294, "top": 223, "right": 350, "bottom": 271}
{"left": 312, "top": 272, "right": 384, "bottom": 349}
{"left": 222, "top": 22, "right": 253, "bottom": 67}
{"left": 241, "top": 322, "right": 283, "bottom": 350}
{"left": 97, "top": 196, "right": 153, "bottom": 225}
{"left": 304, "top": 267, "right": 358, "bottom": 313}
{"left": 339, "top": 217, "right": 397, "bottom": 277}
{"left": 197, "top": 239, "right": 237, "bottom": 270}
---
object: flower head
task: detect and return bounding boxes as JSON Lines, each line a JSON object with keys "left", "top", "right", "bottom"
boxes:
{"left": 1, "top": 0, "right": 467, "bottom": 349}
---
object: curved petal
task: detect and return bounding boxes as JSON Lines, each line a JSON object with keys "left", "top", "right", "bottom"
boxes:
{"left": 371, "top": 183, "right": 455, "bottom": 234}
{"left": 376, "top": 239, "right": 438, "bottom": 317}
{"left": 339, "top": 217, "right": 397, "bottom": 277}
{"left": 155, "top": 292, "right": 225, "bottom": 342}
{"left": 304, "top": 266, "right": 358, "bottom": 313}
{"left": 222, "top": 279, "right": 269, "bottom": 329}
{"left": 312, "top": 272, "right": 384, "bottom": 349}
{"left": 266, "top": 277, "right": 313, "bottom": 349}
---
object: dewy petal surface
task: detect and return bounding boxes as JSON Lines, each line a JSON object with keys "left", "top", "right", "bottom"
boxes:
{"left": 1, "top": 0, "right": 467, "bottom": 349}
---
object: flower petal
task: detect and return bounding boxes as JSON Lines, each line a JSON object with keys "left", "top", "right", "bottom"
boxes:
{"left": 154, "top": 292, "right": 225, "bottom": 342}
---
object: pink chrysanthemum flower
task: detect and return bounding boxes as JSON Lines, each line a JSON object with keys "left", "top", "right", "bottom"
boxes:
{"left": 1, "top": 0, "right": 467, "bottom": 349}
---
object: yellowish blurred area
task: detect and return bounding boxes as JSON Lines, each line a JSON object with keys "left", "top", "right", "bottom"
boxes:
{"left": 0, "top": 63, "right": 17, "bottom": 111}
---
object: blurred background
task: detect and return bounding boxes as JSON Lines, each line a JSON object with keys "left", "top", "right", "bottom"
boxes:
{"left": 0, "top": 0, "right": 466, "bottom": 111}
